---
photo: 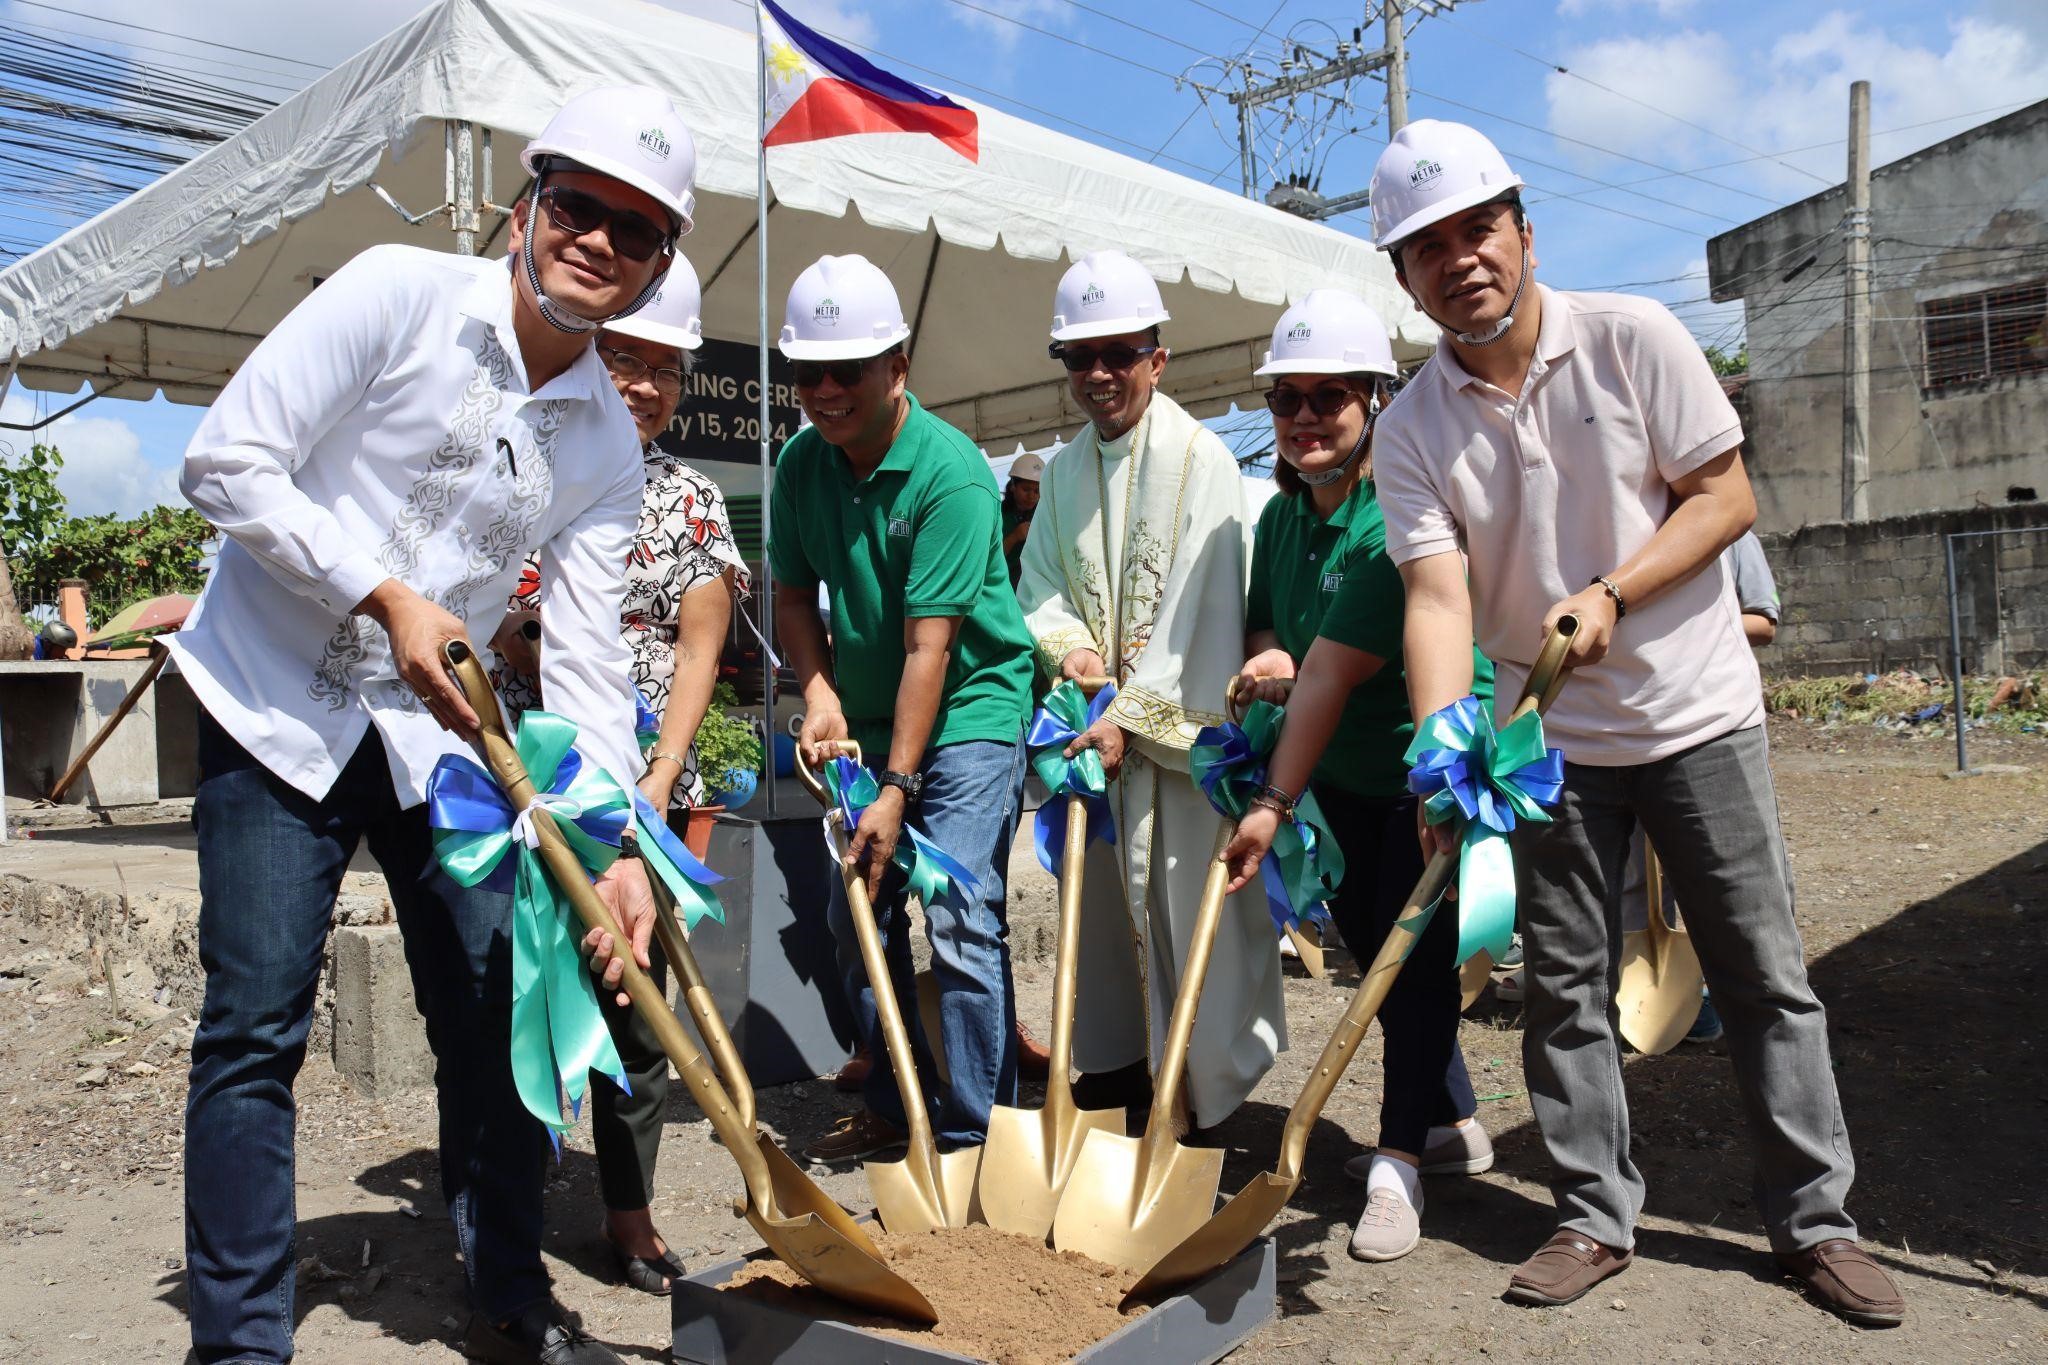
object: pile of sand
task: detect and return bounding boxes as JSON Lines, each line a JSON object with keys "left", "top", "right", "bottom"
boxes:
{"left": 721, "top": 1222, "right": 1145, "bottom": 1364}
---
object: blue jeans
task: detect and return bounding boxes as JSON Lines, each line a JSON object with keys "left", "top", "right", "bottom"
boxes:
{"left": 185, "top": 711, "right": 550, "bottom": 1363}
{"left": 827, "top": 735, "right": 1026, "bottom": 1147}
{"left": 1315, "top": 787, "right": 1476, "bottom": 1156}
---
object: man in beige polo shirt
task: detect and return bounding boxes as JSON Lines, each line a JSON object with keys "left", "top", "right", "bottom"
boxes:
{"left": 1365, "top": 120, "right": 1903, "bottom": 1328}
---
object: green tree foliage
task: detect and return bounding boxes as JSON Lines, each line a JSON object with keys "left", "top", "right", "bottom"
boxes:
{"left": 1703, "top": 344, "right": 1749, "bottom": 377}
{"left": 1, "top": 443, "right": 212, "bottom": 628}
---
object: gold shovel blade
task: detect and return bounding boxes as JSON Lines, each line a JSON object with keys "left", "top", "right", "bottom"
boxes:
{"left": 1050, "top": 1126, "right": 1225, "bottom": 1275}
{"left": 867, "top": 1141, "right": 984, "bottom": 1235}
{"left": 979, "top": 1098, "right": 1124, "bottom": 1241}
{"left": 1617, "top": 846, "right": 1703, "bottom": 1055}
{"left": 1123, "top": 1172, "right": 1291, "bottom": 1305}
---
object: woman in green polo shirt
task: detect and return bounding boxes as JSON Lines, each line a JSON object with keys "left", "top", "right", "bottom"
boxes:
{"left": 1223, "top": 290, "right": 1494, "bottom": 1266}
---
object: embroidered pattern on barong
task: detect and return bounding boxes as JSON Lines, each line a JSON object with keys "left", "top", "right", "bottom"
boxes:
{"left": 308, "top": 331, "right": 517, "bottom": 711}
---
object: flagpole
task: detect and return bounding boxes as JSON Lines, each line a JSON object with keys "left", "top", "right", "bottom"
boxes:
{"left": 756, "top": 0, "right": 779, "bottom": 818}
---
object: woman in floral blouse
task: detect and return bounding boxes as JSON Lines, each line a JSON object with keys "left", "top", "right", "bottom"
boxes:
{"left": 490, "top": 261, "right": 746, "bottom": 1295}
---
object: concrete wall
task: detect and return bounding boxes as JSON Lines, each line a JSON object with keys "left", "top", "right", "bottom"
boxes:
{"left": 1706, "top": 101, "right": 2048, "bottom": 533}
{"left": 1757, "top": 501, "right": 2048, "bottom": 675}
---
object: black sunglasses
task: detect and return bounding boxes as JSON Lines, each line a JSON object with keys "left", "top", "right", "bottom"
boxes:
{"left": 792, "top": 356, "right": 878, "bottom": 390}
{"left": 1264, "top": 385, "right": 1363, "bottom": 419}
{"left": 1048, "top": 341, "right": 1159, "bottom": 373}
{"left": 537, "top": 185, "right": 673, "bottom": 263}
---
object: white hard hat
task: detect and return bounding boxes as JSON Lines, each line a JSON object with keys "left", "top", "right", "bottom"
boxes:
{"left": 1010, "top": 451, "right": 1046, "bottom": 482}
{"left": 1368, "top": 119, "right": 1524, "bottom": 253}
{"left": 1254, "top": 290, "right": 1397, "bottom": 378}
{"left": 603, "top": 257, "right": 704, "bottom": 352}
{"left": 523, "top": 86, "right": 698, "bottom": 235}
{"left": 1049, "top": 250, "right": 1171, "bottom": 342}
{"left": 778, "top": 255, "right": 911, "bottom": 361}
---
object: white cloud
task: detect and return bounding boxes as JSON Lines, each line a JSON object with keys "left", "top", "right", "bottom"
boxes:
{"left": 1544, "top": 12, "right": 2048, "bottom": 196}
{"left": 1558, "top": 0, "right": 1698, "bottom": 18}
{"left": 0, "top": 393, "right": 181, "bottom": 519}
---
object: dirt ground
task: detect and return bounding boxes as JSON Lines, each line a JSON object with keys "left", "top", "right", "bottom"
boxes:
{"left": 1, "top": 717, "right": 2044, "bottom": 1363}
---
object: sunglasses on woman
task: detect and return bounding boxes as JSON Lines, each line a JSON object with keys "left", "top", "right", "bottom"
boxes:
{"left": 791, "top": 356, "right": 878, "bottom": 390}
{"left": 1048, "top": 341, "right": 1159, "bottom": 373}
{"left": 1263, "top": 385, "right": 1363, "bottom": 419}
{"left": 537, "top": 186, "right": 673, "bottom": 263}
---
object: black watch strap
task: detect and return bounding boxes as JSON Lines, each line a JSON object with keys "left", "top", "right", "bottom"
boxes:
{"left": 878, "top": 769, "right": 923, "bottom": 801}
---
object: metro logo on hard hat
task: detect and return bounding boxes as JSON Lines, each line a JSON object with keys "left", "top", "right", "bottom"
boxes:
{"left": 1368, "top": 119, "right": 1524, "bottom": 253}
{"left": 637, "top": 127, "right": 672, "bottom": 162}
{"left": 1254, "top": 289, "right": 1397, "bottom": 378}
{"left": 779, "top": 255, "right": 911, "bottom": 360}
{"left": 1050, "top": 250, "right": 1170, "bottom": 342}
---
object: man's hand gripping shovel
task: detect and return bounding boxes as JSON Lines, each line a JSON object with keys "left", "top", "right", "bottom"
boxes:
{"left": 1121, "top": 616, "right": 1580, "bottom": 1306}
{"left": 441, "top": 642, "right": 937, "bottom": 1324}
{"left": 795, "top": 741, "right": 982, "bottom": 1234}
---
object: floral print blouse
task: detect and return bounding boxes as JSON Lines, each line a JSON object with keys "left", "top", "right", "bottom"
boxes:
{"left": 497, "top": 449, "right": 750, "bottom": 809}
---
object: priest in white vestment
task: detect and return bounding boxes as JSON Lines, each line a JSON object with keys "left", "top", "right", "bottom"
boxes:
{"left": 1016, "top": 250, "right": 1285, "bottom": 1129}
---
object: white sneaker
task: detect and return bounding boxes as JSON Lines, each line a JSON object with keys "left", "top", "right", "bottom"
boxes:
{"left": 1348, "top": 1185, "right": 1421, "bottom": 1262}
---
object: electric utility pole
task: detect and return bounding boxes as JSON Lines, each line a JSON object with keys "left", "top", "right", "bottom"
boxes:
{"left": 1842, "top": 79, "right": 1872, "bottom": 522}
{"left": 1227, "top": 1, "right": 1472, "bottom": 221}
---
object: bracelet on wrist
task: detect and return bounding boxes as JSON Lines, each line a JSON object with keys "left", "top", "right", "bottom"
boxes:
{"left": 1591, "top": 574, "right": 1627, "bottom": 620}
{"left": 1249, "top": 784, "right": 1297, "bottom": 822}
{"left": 644, "top": 749, "right": 688, "bottom": 775}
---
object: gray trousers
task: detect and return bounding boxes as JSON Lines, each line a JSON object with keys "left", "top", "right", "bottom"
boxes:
{"left": 1511, "top": 724, "right": 1857, "bottom": 1254}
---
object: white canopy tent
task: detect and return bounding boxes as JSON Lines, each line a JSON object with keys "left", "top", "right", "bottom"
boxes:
{"left": 0, "top": 0, "right": 1432, "bottom": 455}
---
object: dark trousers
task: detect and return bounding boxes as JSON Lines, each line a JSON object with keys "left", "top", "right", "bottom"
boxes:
{"left": 184, "top": 712, "right": 550, "bottom": 1364}
{"left": 1315, "top": 786, "right": 1477, "bottom": 1156}
{"left": 591, "top": 931, "right": 669, "bottom": 1212}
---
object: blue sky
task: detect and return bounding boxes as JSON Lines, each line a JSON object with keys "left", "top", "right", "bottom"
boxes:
{"left": 2, "top": 0, "right": 2043, "bottom": 515}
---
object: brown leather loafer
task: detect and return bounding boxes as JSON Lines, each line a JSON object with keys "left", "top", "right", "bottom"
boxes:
{"left": 1505, "top": 1229, "right": 1633, "bottom": 1306}
{"left": 1776, "top": 1239, "right": 1905, "bottom": 1327}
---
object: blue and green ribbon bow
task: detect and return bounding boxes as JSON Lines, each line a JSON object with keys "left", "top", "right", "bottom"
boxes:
{"left": 426, "top": 710, "right": 632, "bottom": 1141}
{"left": 1403, "top": 694, "right": 1566, "bottom": 966}
{"left": 1190, "top": 700, "right": 1343, "bottom": 936}
{"left": 632, "top": 690, "right": 661, "bottom": 754}
{"left": 1024, "top": 680, "right": 1119, "bottom": 874}
{"left": 821, "top": 755, "right": 980, "bottom": 909}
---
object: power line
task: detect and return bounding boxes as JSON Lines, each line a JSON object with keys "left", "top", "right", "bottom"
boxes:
{"left": 6, "top": 0, "right": 327, "bottom": 69}
{"left": 931, "top": 0, "right": 1185, "bottom": 82}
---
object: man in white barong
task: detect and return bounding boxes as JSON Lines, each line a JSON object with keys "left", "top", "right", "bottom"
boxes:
{"left": 1015, "top": 249, "right": 1285, "bottom": 1131}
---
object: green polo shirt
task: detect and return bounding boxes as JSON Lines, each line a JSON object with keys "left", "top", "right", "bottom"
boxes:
{"left": 768, "top": 394, "right": 1035, "bottom": 757}
{"left": 1247, "top": 479, "right": 1495, "bottom": 799}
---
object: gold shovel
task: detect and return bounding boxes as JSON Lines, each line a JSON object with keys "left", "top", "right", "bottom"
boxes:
{"left": 978, "top": 676, "right": 1125, "bottom": 1241}
{"left": 797, "top": 742, "right": 982, "bottom": 1234}
{"left": 1616, "top": 844, "right": 1704, "bottom": 1054}
{"left": 1124, "top": 617, "right": 1580, "bottom": 1303}
{"left": 442, "top": 643, "right": 936, "bottom": 1324}
{"left": 1049, "top": 678, "right": 1268, "bottom": 1275}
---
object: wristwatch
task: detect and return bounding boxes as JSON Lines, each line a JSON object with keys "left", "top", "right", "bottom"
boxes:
{"left": 877, "top": 769, "right": 924, "bottom": 802}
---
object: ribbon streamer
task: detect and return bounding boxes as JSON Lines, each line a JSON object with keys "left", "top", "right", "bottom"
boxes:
{"left": 426, "top": 710, "right": 632, "bottom": 1141}
{"left": 1024, "top": 680, "right": 1119, "bottom": 874}
{"left": 633, "top": 690, "right": 661, "bottom": 754}
{"left": 1403, "top": 694, "right": 1566, "bottom": 966}
{"left": 1189, "top": 700, "right": 1344, "bottom": 937}
{"left": 822, "top": 755, "right": 981, "bottom": 909}
{"left": 630, "top": 788, "right": 728, "bottom": 933}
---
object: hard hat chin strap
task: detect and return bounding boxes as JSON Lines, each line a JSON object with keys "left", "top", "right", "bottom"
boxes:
{"left": 1450, "top": 247, "right": 1530, "bottom": 347}
{"left": 1296, "top": 391, "right": 1380, "bottom": 488}
{"left": 520, "top": 175, "right": 667, "bottom": 337}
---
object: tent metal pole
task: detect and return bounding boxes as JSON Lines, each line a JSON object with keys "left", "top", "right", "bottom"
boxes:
{"left": 452, "top": 121, "right": 478, "bottom": 256}
{"left": 757, "top": 0, "right": 779, "bottom": 817}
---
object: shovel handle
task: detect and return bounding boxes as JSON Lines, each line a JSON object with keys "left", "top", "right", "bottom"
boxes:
{"left": 1265, "top": 615, "right": 1580, "bottom": 1181}
{"left": 439, "top": 641, "right": 777, "bottom": 1212}
{"left": 1225, "top": 674, "right": 1291, "bottom": 722}
{"left": 792, "top": 738, "right": 861, "bottom": 804}
{"left": 632, "top": 834, "right": 759, "bottom": 1133}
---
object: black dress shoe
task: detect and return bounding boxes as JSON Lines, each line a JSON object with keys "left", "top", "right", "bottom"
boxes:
{"left": 462, "top": 1301, "right": 624, "bottom": 1365}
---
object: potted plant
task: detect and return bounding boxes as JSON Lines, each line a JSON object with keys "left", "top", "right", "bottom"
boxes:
{"left": 688, "top": 683, "right": 764, "bottom": 849}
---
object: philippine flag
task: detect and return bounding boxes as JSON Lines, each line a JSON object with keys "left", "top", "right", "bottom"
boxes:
{"left": 760, "top": 0, "right": 979, "bottom": 163}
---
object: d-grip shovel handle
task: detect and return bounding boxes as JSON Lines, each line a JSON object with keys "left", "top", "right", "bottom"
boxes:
{"left": 1266, "top": 614, "right": 1580, "bottom": 1182}
{"left": 439, "top": 641, "right": 775, "bottom": 1211}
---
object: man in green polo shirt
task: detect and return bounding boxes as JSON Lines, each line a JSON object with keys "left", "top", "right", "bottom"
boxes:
{"left": 768, "top": 254, "right": 1036, "bottom": 1162}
